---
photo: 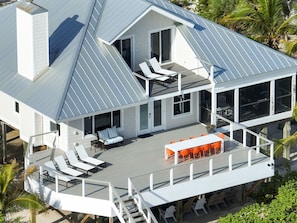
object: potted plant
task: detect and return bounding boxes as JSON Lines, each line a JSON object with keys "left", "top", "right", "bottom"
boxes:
{"left": 206, "top": 124, "right": 216, "bottom": 133}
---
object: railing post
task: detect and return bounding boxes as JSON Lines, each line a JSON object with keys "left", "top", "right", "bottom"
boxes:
{"left": 209, "top": 159, "right": 213, "bottom": 176}
{"left": 55, "top": 175, "right": 59, "bottom": 192}
{"left": 82, "top": 179, "right": 85, "bottom": 197}
{"left": 145, "top": 80, "right": 149, "bottom": 96}
{"left": 248, "top": 150, "right": 252, "bottom": 166}
{"left": 150, "top": 173, "right": 154, "bottom": 191}
{"left": 256, "top": 136, "right": 260, "bottom": 153}
{"left": 230, "top": 123, "right": 234, "bottom": 141}
{"left": 243, "top": 129, "right": 247, "bottom": 147}
{"left": 128, "top": 178, "right": 132, "bottom": 196}
{"left": 270, "top": 143, "right": 274, "bottom": 161}
{"left": 190, "top": 164, "right": 193, "bottom": 181}
{"left": 170, "top": 169, "right": 173, "bottom": 186}
{"left": 178, "top": 73, "right": 181, "bottom": 93}
{"left": 229, "top": 154, "right": 232, "bottom": 171}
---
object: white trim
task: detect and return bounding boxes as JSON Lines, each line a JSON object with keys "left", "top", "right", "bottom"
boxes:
{"left": 104, "top": 5, "right": 194, "bottom": 45}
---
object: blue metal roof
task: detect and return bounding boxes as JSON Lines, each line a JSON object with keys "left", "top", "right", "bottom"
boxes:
{"left": 0, "top": 0, "right": 147, "bottom": 122}
{"left": 146, "top": 0, "right": 297, "bottom": 84}
{"left": 1, "top": 0, "right": 297, "bottom": 123}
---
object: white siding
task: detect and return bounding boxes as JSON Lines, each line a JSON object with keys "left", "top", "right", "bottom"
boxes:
{"left": 0, "top": 92, "right": 20, "bottom": 129}
{"left": 165, "top": 93, "right": 198, "bottom": 130}
{"left": 121, "top": 11, "right": 175, "bottom": 70}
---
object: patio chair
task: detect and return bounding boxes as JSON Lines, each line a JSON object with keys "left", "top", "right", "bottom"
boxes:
{"left": 74, "top": 145, "right": 106, "bottom": 167}
{"left": 139, "top": 62, "right": 169, "bottom": 82}
{"left": 65, "top": 150, "right": 95, "bottom": 174}
{"left": 44, "top": 160, "right": 72, "bottom": 186}
{"left": 54, "top": 155, "right": 84, "bottom": 177}
{"left": 192, "top": 196, "right": 208, "bottom": 216}
{"left": 148, "top": 57, "right": 178, "bottom": 77}
{"left": 158, "top": 205, "right": 177, "bottom": 223}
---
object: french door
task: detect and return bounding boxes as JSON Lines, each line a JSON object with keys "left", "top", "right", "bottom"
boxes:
{"left": 138, "top": 100, "right": 164, "bottom": 135}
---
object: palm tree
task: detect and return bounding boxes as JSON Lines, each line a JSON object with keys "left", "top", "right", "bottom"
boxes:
{"left": 195, "top": 0, "right": 239, "bottom": 22}
{"left": 0, "top": 159, "right": 44, "bottom": 223}
{"left": 219, "top": 0, "right": 288, "bottom": 49}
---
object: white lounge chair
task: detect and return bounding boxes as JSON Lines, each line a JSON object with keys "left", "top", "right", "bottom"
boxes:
{"left": 44, "top": 160, "right": 72, "bottom": 186}
{"left": 148, "top": 57, "right": 178, "bottom": 77}
{"left": 139, "top": 62, "right": 169, "bottom": 81}
{"left": 65, "top": 150, "right": 95, "bottom": 174}
{"left": 75, "top": 145, "right": 106, "bottom": 167}
{"left": 54, "top": 155, "right": 84, "bottom": 177}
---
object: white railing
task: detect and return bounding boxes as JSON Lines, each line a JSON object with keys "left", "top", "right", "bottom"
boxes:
{"left": 215, "top": 114, "right": 274, "bottom": 161}
{"left": 25, "top": 132, "right": 138, "bottom": 222}
{"left": 128, "top": 178, "right": 158, "bottom": 223}
{"left": 132, "top": 59, "right": 212, "bottom": 96}
{"left": 27, "top": 161, "right": 136, "bottom": 222}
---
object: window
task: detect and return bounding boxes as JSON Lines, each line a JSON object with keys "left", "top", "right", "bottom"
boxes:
{"left": 151, "top": 29, "right": 171, "bottom": 63}
{"left": 84, "top": 110, "right": 121, "bottom": 135}
{"left": 15, "top": 102, "right": 19, "bottom": 113}
{"left": 239, "top": 83, "right": 270, "bottom": 122}
{"left": 50, "top": 121, "right": 60, "bottom": 136}
{"left": 275, "top": 77, "right": 291, "bottom": 114}
{"left": 114, "top": 38, "right": 132, "bottom": 68}
{"left": 173, "top": 93, "right": 191, "bottom": 115}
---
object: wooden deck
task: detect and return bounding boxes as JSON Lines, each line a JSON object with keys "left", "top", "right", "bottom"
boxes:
{"left": 28, "top": 123, "right": 272, "bottom": 207}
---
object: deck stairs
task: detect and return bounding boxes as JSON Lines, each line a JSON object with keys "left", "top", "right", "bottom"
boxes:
{"left": 119, "top": 197, "right": 146, "bottom": 223}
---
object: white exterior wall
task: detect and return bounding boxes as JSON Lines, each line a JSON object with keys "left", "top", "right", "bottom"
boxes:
{"left": 165, "top": 92, "right": 198, "bottom": 130}
{"left": 175, "top": 28, "right": 208, "bottom": 78}
{"left": 19, "top": 104, "right": 35, "bottom": 142}
{"left": 0, "top": 92, "right": 20, "bottom": 129}
{"left": 122, "top": 11, "right": 175, "bottom": 70}
{"left": 122, "top": 107, "right": 137, "bottom": 138}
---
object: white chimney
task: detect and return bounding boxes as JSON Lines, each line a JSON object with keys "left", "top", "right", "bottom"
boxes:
{"left": 16, "top": 1, "right": 49, "bottom": 81}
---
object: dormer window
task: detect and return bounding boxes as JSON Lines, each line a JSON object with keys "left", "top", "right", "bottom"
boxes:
{"left": 150, "top": 28, "right": 171, "bottom": 63}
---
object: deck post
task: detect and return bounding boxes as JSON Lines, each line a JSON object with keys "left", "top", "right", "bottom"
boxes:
{"left": 229, "top": 154, "right": 232, "bottom": 171}
{"left": 170, "top": 169, "right": 173, "bottom": 186}
{"left": 209, "top": 159, "right": 213, "bottom": 176}
{"left": 150, "top": 173, "right": 154, "bottom": 191}
{"left": 248, "top": 150, "right": 251, "bottom": 166}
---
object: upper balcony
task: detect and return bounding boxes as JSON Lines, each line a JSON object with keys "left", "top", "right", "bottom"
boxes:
{"left": 133, "top": 58, "right": 213, "bottom": 97}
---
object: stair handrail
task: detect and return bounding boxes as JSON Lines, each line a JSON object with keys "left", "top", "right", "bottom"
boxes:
{"left": 109, "top": 183, "right": 136, "bottom": 223}
{"left": 128, "top": 177, "right": 158, "bottom": 223}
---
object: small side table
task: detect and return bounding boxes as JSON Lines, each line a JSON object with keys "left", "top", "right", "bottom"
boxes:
{"left": 91, "top": 140, "right": 100, "bottom": 152}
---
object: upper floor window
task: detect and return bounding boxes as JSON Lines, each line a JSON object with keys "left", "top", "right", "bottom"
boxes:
{"left": 151, "top": 29, "right": 171, "bottom": 63}
{"left": 275, "top": 77, "right": 291, "bottom": 114}
{"left": 84, "top": 110, "right": 121, "bottom": 135}
{"left": 239, "top": 82, "right": 270, "bottom": 122}
{"left": 173, "top": 93, "right": 191, "bottom": 115}
{"left": 114, "top": 38, "right": 132, "bottom": 68}
{"left": 50, "top": 121, "right": 60, "bottom": 136}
